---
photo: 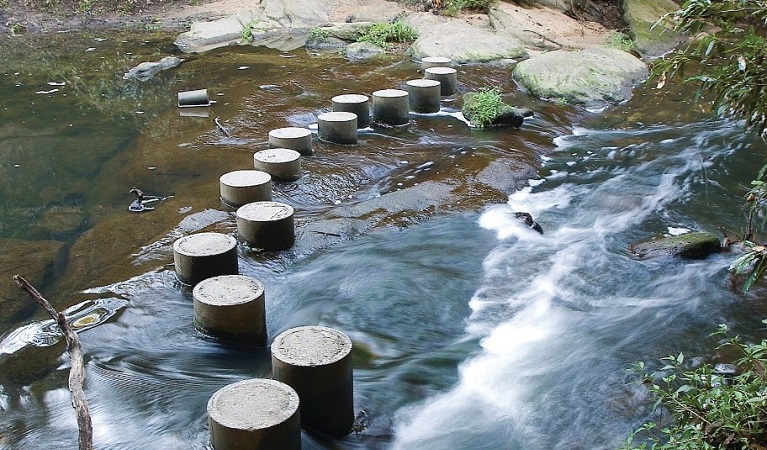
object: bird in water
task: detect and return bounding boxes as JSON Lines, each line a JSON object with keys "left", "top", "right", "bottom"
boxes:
{"left": 129, "top": 187, "right": 165, "bottom": 212}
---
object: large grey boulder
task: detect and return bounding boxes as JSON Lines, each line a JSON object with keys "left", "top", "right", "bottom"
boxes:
{"left": 512, "top": 47, "right": 648, "bottom": 108}
{"left": 175, "top": 0, "right": 335, "bottom": 53}
{"left": 405, "top": 12, "right": 527, "bottom": 64}
{"left": 175, "top": 10, "right": 257, "bottom": 53}
{"left": 624, "top": 0, "right": 684, "bottom": 60}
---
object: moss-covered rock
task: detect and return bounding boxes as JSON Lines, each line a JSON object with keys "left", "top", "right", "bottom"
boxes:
{"left": 629, "top": 232, "right": 721, "bottom": 259}
{"left": 624, "top": 0, "right": 685, "bottom": 60}
{"left": 512, "top": 47, "right": 648, "bottom": 108}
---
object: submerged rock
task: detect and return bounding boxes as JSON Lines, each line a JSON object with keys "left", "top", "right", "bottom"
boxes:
{"left": 629, "top": 232, "right": 721, "bottom": 259}
{"left": 123, "top": 56, "right": 184, "bottom": 81}
{"left": 0, "top": 239, "right": 66, "bottom": 328}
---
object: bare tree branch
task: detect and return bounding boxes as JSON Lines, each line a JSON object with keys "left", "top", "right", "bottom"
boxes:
{"left": 13, "top": 275, "right": 94, "bottom": 450}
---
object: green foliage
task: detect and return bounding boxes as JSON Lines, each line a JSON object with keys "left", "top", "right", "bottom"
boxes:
{"left": 442, "top": 0, "right": 497, "bottom": 17}
{"left": 7, "top": 20, "right": 24, "bottom": 35}
{"left": 240, "top": 20, "right": 260, "bottom": 44}
{"left": 464, "top": 87, "right": 506, "bottom": 128}
{"left": 308, "top": 27, "right": 330, "bottom": 43}
{"left": 656, "top": 1, "right": 767, "bottom": 291}
{"left": 652, "top": 0, "right": 767, "bottom": 135}
{"left": 609, "top": 32, "right": 636, "bottom": 52}
{"left": 623, "top": 324, "right": 767, "bottom": 449}
{"left": 357, "top": 20, "right": 418, "bottom": 50}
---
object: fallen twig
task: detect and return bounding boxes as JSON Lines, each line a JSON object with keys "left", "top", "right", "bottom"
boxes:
{"left": 13, "top": 275, "right": 93, "bottom": 450}
{"left": 310, "top": 230, "right": 342, "bottom": 237}
{"left": 214, "top": 116, "right": 231, "bottom": 137}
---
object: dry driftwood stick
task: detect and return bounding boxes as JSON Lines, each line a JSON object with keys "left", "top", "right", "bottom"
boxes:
{"left": 13, "top": 275, "right": 94, "bottom": 450}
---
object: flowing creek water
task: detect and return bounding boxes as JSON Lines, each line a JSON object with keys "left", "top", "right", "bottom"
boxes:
{"left": 1, "top": 31, "right": 766, "bottom": 450}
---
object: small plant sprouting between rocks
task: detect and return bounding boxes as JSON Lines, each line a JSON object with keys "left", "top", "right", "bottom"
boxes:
{"left": 462, "top": 87, "right": 506, "bottom": 128}
{"left": 357, "top": 20, "right": 418, "bottom": 50}
{"left": 622, "top": 323, "right": 767, "bottom": 450}
{"left": 240, "top": 20, "right": 260, "bottom": 44}
{"left": 609, "top": 31, "right": 636, "bottom": 53}
{"left": 441, "top": 0, "right": 497, "bottom": 17}
{"left": 308, "top": 27, "right": 331, "bottom": 43}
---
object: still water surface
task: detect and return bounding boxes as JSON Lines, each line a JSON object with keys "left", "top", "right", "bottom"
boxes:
{"left": 1, "top": 31, "right": 766, "bottom": 449}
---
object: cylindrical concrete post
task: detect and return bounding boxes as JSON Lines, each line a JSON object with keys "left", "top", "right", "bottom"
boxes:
{"left": 271, "top": 326, "right": 354, "bottom": 437}
{"left": 268, "top": 127, "right": 313, "bottom": 156}
{"left": 318, "top": 112, "right": 357, "bottom": 145}
{"left": 424, "top": 66, "right": 458, "bottom": 96}
{"left": 405, "top": 79, "right": 442, "bottom": 113}
{"left": 178, "top": 89, "right": 210, "bottom": 107}
{"left": 193, "top": 275, "right": 267, "bottom": 345}
{"left": 208, "top": 378, "right": 301, "bottom": 450}
{"left": 219, "top": 170, "right": 272, "bottom": 207}
{"left": 332, "top": 94, "right": 370, "bottom": 129}
{"left": 420, "top": 56, "right": 452, "bottom": 71}
{"left": 253, "top": 148, "right": 302, "bottom": 182}
{"left": 236, "top": 201, "right": 295, "bottom": 250}
{"left": 173, "top": 232, "right": 239, "bottom": 286}
{"left": 371, "top": 89, "right": 409, "bottom": 126}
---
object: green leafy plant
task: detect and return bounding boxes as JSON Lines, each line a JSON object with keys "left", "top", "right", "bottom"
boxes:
{"left": 463, "top": 87, "right": 505, "bottom": 128}
{"left": 652, "top": 0, "right": 767, "bottom": 136}
{"left": 609, "top": 31, "right": 636, "bottom": 52}
{"left": 357, "top": 20, "right": 418, "bottom": 50}
{"left": 441, "top": 0, "right": 496, "bottom": 16}
{"left": 308, "top": 27, "right": 331, "bottom": 43}
{"left": 6, "top": 19, "right": 24, "bottom": 35}
{"left": 240, "top": 20, "right": 260, "bottom": 44}
{"left": 652, "top": 1, "right": 767, "bottom": 291}
{"left": 623, "top": 324, "right": 767, "bottom": 449}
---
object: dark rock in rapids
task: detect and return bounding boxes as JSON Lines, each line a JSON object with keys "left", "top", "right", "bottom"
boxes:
{"left": 628, "top": 231, "right": 721, "bottom": 259}
{"left": 514, "top": 212, "right": 543, "bottom": 234}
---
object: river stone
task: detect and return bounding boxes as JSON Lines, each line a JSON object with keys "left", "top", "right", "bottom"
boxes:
{"left": 405, "top": 12, "right": 527, "bottom": 64}
{"left": 624, "top": 0, "right": 684, "bottom": 60}
{"left": 309, "top": 22, "right": 373, "bottom": 43}
{"left": 512, "top": 47, "right": 649, "bottom": 108}
{"left": 0, "top": 239, "right": 65, "bottom": 328}
{"left": 346, "top": 41, "right": 385, "bottom": 61}
{"left": 175, "top": 11, "right": 256, "bottom": 53}
{"left": 629, "top": 232, "right": 721, "bottom": 259}
{"left": 123, "top": 56, "right": 184, "bottom": 81}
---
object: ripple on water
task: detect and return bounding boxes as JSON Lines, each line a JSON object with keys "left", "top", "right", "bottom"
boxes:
{"left": 0, "top": 297, "right": 128, "bottom": 356}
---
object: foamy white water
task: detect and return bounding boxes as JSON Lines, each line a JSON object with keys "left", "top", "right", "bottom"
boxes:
{"left": 391, "top": 122, "right": 750, "bottom": 449}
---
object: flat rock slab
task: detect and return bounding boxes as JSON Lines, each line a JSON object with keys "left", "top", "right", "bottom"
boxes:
{"left": 629, "top": 232, "right": 721, "bottom": 259}
{"left": 512, "top": 47, "right": 649, "bottom": 108}
{"left": 406, "top": 12, "right": 527, "bottom": 64}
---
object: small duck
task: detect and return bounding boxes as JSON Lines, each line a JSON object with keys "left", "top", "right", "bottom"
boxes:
{"left": 128, "top": 187, "right": 163, "bottom": 212}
